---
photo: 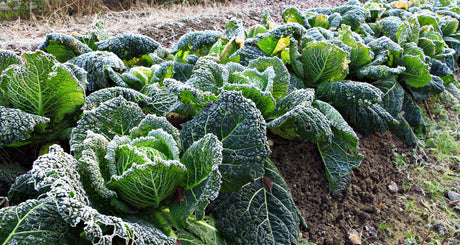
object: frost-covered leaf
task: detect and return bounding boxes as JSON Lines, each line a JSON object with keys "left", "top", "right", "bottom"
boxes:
{"left": 440, "top": 16, "right": 459, "bottom": 35}
{"left": 247, "top": 57, "right": 290, "bottom": 101}
{"left": 0, "top": 50, "right": 22, "bottom": 74}
{"left": 290, "top": 41, "right": 348, "bottom": 86}
{"left": 316, "top": 80, "right": 383, "bottom": 108}
{"left": 29, "top": 145, "right": 176, "bottom": 244}
{"left": 318, "top": 127, "right": 363, "bottom": 195}
{"left": 171, "top": 31, "right": 222, "bottom": 60}
{"left": 210, "top": 159, "right": 303, "bottom": 245}
{"left": 83, "top": 86, "right": 150, "bottom": 110}
{"left": 408, "top": 75, "right": 445, "bottom": 100}
{"left": 377, "top": 16, "right": 404, "bottom": 42}
{"left": 96, "top": 34, "right": 160, "bottom": 60}
{"left": 187, "top": 57, "right": 228, "bottom": 95}
{"left": 1, "top": 50, "right": 85, "bottom": 123}
{"left": 39, "top": 33, "right": 93, "bottom": 63}
{"left": 0, "top": 198, "right": 71, "bottom": 244}
{"left": 170, "top": 134, "right": 222, "bottom": 227}
{"left": 268, "top": 105, "right": 333, "bottom": 144}
{"left": 338, "top": 25, "right": 373, "bottom": 70}
{"left": 367, "top": 37, "right": 403, "bottom": 67}
{"left": 70, "top": 96, "right": 145, "bottom": 158}
{"left": 399, "top": 55, "right": 431, "bottom": 88}
{"left": 0, "top": 106, "right": 49, "bottom": 147}
{"left": 282, "top": 7, "right": 311, "bottom": 28}
{"left": 181, "top": 91, "right": 270, "bottom": 192}
{"left": 68, "top": 51, "right": 126, "bottom": 91}
{"left": 356, "top": 65, "right": 406, "bottom": 80}
{"left": 338, "top": 104, "right": 398, "bottom": 136}
{"left": 333, "top": 5, "right": 370, "bottom": 31}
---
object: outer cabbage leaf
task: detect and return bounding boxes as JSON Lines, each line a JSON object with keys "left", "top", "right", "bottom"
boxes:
{"left": 0, "top": 197, "right": 72, "bottom": 244}
{"left": 70, "top": 96, "right": 145, "bottom": 158}
{"left": 170, "top": 134, "right": 223, "bottom": 227}
{"left": 181, "top": 91, "right": 270, "bottom": 192}
{"left": 402, "top": 92, "right": 426, "bottom": 134}
{"left": 290, "top": 41, "right": 349, "bottom": 86}
{"left": 210, "top": 159, "right": 303, "bottom": 245}
{"left": 224, "top": 19, "right": 245, "bottom": 42}
{"left": 83, "top": 86, "right": 150, "bottom": 110}
{"left": 272, "top": 88, "right": 314, "bottom": 114}
{"left": 314, "top": 100, "right": 357, "bottom": 144}
{"left": 356, "top": 65, "right": 406, "bottom": 80}
{"left": 175, "top": 217, "right": 227, "bottom": 245}
{"left": 0, "top": 50, "right": 22, "bottom": 74}
{"left": 338, "top": 25, "right": 373, "bottom": 70}
{"left": 171, "top": 31, "right": 222, "bottom": 60}
{"left": 399, "top": 55, "right": 431, "bottom": 88}
{"left": 0, "top": 50, "right": 85, "bottom": 123}
{"left": 396, "top": 16, "right": 420, "bottom": 45}
{"left": 29, "top": 144, "right": 177, "bottom": 244}
{"left": 377, "top": 16, "right": 404, "bottom": 42}
{"left": 247, "top": 57, "right": 290, "bottom": 101}
{"left": 0, "top": 106, "right": 49, "bottom": 147}
{"left": 318, "top": 127, "right": 363, "bottom": 195}
{"left": 68, "top": 51, "right": 126, "bottom": 91}
{"left": 316, "top": 80, "right": 383, "bottom": 108}
{"left": 96, "top": 34, "right": 160, "bottom": 61}
{"left": 440, "top": 16, "right": 459, "bottom": 35}
{"left": 333, "top": 5, "right": 370, "bottom": 31}
{"left": 282, "top": 7, "right": 311, "bottom": 28}
{"left": 142, "top": 83, "right": 179, "bottom": 116}
{"left": 430, "top": 58, "right": 454, "bottom": 85}
{"left": 375, "top": 80, "right": 419, "bottom": 146}
{"left": 338, "top": 104, "right": 398, "bottom": 136}
{"left": 165, "top": 79, "right": 218, "bottom": 116}
{"left": 408, "top": 75, "right": 445, "bottom": 100}
{"left": 267, "top": 105, "right": 333, "bottom": 144}
{"left": 224, "top": 83, "right": 275, "bottom": 118}
{"left": 367, "top": 37, "right": 403, "bottom": 67}
{"left": 186, "top": 57, "right": 228, "bottom": 95}
{"left": 39, "top": 33, "right": 93, "bottom": 63}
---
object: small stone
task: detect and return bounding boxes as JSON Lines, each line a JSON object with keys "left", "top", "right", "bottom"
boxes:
{"left": 448, "top": 191, "right": 460, "bottom": 202}
{"left": 388, "top": 181, "right": 399, "bottom": 193}
{"left": 365, "top": 225, "right": 378, "bottom": 237}
{"left": 347, "top": 228, "right": 362, "bottom": 245}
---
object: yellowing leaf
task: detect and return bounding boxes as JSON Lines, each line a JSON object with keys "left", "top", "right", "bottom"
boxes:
{"left": 390, "top": 1, "right": 408, "bottom": 10}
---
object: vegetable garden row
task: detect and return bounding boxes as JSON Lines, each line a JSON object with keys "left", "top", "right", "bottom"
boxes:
{"left": 1, "top": 0, "right": 460, "bottom": 244}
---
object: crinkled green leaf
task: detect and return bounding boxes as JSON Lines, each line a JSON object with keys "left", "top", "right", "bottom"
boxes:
{"left": 0, "top": 197, "right": 71, "bottom": 244}
{"left": 314, "top": 100, "right": 357, "bottom": 144}
{"left": 267, "top": 105, "right": 333, "bottom": 144}
{"left": 142, "top": 83, "right": 179, "bottom": 116}
{"left": 282, "top": 7, "right": 311, "bottom": 28}
{"left": 418, "top": 37, "right": 436, "bottom": 56}
{"left": 30, "top": 145, "right": 176, "bottom": 244}
{"left": 165, "top": 79, "right": 218, "bottom": 116}
{"left": 39, "top": 33, "right": 93, "bottom": 63}
{"left": 333, "top": 5, "right": 370, "bottom": 31}
{"left": 70, "top": 96, "right": 145, "bottom": 158}
{"left": 187, "top": 57, "right": 228, "bottom": 95}
{"left": 224, "top": 84, "right": 275, "bottom": 118}
{"left": 170, "top": 134, "right": 222, "bottom": 227}
{"left": 96, "top": 34, "right": 160, "bottom": 60}
{"left": 7, "top": 172, "right": 38, "bottom": 205}
{"left": 396, "top": 16, "right": 420, "bottom": 45}
{"left": 440, "top": 16, "right": 459, "bottom": 35}
{"left": 0, "top": 106, "right": 49, "bottom": 147}
{"left": 171, "top": 31, "right": 222, "bottom": 60}
{"left": 83, "top": 86, "right": 150, "bottom": 110}
{"left": 338, "top": 104, "right": 398, "bottom": 136}
{"left": 290, "top": 41, "right": 349, "bottom": 86}
{"left": 181, "top": 91, "right": 270, "bottom": 192}
{"left": 0, "top": 50, "right": 22, "bottom": 74}
{"left": 210, "top": 159, "right": 303, "bottom": 244}
{"left": 356, "top": 65, "right": 406, "bottom": 80}
{"left": 308, "top": 13, "right": 329, "bottom": 29}
{"left": 417, "top": 13, "right": 439, "bottom": 29}
{"left": 316, "top": 80, "right": 383, "bottom": 108}
{"left": 225, "top": 19, "right": 245, "bottom": 42}
{"left": 367, "top": 37, "right": 403, "bottom": 67}
{"left": 247, "top": 57, "right": 290, "bottom": 101}
{"left": 272, "top": 89, "right": 315, "bottom": 116}
{"left": 375, "top": 79, "right": 419, "bottom": 146}
{"left": 430, "top": 58, "right": 455, "bottom": 84}
{"left": 408, "top": 75, "right": 445, "bottom": 100}
{"left": 402, "top": 92, "right": 426, "bottom": 134}
{"left": 318, "top": 127, "right": 363, "bottom": 195}
{"left": 176, "top": 217, "right": 227, "bottom": 245}
{"left": 1, "top": 50, "right": 85, "bottom": 123}
{"left": 107, "top": 139, "right": 185, "bottom": 208}
{"left": 68, "top": 51, "right": 126, "bottom": 91}
{"left": 377, "top": 16, "right": 404, "bottom": 42}
{"left": 338, "top": 25, "right": 373, "bottom": 70}
{"left": 399, "top": 55, "right": 431, "bottom": 88}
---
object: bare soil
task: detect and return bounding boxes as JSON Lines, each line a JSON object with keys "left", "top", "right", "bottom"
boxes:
{"left": 1, "top": 0, "right": 459, "bottom": 244}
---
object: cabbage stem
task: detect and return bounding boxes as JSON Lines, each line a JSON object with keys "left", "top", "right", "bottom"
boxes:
{"left": 152, "top": 210, "right": 176, "bottom": 238}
